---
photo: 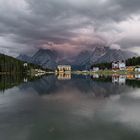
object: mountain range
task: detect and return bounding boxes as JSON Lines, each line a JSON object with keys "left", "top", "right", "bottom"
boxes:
{"left": 17, "top": 49, "right": 57, "bottom": 69}
{"left": 17, "top": 46, "right": 137, "bottom": 70}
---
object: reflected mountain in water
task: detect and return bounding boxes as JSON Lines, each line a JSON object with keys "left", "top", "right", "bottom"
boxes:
{"left": 0, "top": 74, "right": 48, "bottom": 92}
{"left": 1, "top": 74, "right": 140, "bottom": 140}
{"left": 16, "top": 75, "right": 135, "bottom": 97}
{"left": 1, "top": 74, "right": 140, "bottom": 97}
{"left": 19, "top": 75, "right": 57, "bottom": 95}
{"left": 0, "top": 74, "right": 25, "bottom": 92}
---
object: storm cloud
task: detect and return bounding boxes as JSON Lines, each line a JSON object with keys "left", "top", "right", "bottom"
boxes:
{"left": 0, "top": 0, "right": 140, "bottom": 56}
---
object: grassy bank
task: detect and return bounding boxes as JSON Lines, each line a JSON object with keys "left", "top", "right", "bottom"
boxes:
{"left": 72, "top": 70, "right": 140, "bottom": 75}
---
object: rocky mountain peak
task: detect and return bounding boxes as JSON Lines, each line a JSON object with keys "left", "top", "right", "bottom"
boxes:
{"left": 17, "top": 46, "right": 138, "bottom": 70}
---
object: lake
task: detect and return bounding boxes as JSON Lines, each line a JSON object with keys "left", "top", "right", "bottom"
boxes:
{"left": 0, "top": 74, "right": 140, "bottom": 140}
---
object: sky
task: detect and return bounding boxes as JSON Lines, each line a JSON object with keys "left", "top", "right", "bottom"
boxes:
{"left": 0, "top": 0, "right": 140, "bottom": 57}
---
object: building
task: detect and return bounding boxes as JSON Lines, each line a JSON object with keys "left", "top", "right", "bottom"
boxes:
{"left": 112, "top": 61, "right": 119, "bottom": 69}
{"left": 30, "top": 68, "right": 46, "bottom": 77}
{"left": 119, "top": 61, "right": 126, "bottom": 70}
{"left": 23, "top": 63, "right": 28, "bottom": 67}
{"left": 92, "top": 67, "right": 99, "bottom": 72}
{"left": 57, "top": 65, "right": 71, "bottom": 73}
{"left": 35, "top": 69, "right": 46, "bottom": 74}
{"left": 135, "top": 67, "right": 140, "bottom": 72}
{"left": 126, "top": 66, "right": 135, "bottom": 72}
{"left": 112, "top": 61, "right": 126, "bottom": 70}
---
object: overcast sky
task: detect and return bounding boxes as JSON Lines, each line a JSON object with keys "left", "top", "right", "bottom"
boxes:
{"left": 0, "top": 0, "right": 140, "bottom": 57}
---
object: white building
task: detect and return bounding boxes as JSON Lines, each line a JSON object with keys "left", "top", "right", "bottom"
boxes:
{"left": 35, "top": 69, "right": 46, "bottom": 74}
{"left": 135, "top": 67, "right": 140, "bottom": 72}
{"left": 112, "top": 62, "right": 119, "bottom": 69}
{"left": 92, "top": 67, "right": 99, "bottom": 72}
{"left": 119, "top": 61, "right": 126, "bottom": 70}
{"left": 57, "top": 65, "right": 71, "bottom": 73}
{"left": 23, "top": 63, "right": 28, "bottom": 67}
{"left": 112, "top": 61, "right": 126, "bottom": 70}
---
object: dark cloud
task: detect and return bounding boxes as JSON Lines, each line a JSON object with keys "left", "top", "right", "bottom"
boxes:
{"left": 0, "top": 0, "right": 140, "bottom": 56}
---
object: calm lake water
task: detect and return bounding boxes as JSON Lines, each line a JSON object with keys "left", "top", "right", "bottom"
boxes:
{"left": 0, "top": 74, "right": 140, "bottom": 140}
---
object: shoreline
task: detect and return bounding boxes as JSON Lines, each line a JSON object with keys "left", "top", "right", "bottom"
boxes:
{"left": 1, "top": 70, "right": 140, "bottom": 76}
{"left": 72, "top": 70, "right": 140, "bottom": 75}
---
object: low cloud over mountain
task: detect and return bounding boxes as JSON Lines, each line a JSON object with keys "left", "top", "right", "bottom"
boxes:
{"left": 17, "top": 46, "right": 137, "bottom": 69}
{"left": 1, "top": 0, "right": 140, "bottom": 57}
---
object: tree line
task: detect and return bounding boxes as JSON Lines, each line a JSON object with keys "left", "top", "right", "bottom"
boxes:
{"left": 91, "top": 62, "right": 112, "bottom": 69}
{"left": 126, "top": 57, "right": 140, "bottom": 66}
{"left": 91, "top": 56, "right": 140, "bottom": 69}
{"left": 0, "top": 53, "right": 47, "bottom": 74}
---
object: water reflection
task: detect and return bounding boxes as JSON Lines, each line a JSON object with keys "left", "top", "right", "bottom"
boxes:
{"left": 0, "top": 74, "right": 140, "bottom": 95}
{"left": 0, "top": 74, "right": 140, "bottom": 140}
{"left": 0, "top": 74, "right": 24, "bottom": 92}
{"left": 9, "top": 74, "right": 139, "bottom": 97}
{"left": 91, "top": 74, "right": 140, "bottom": 88}
{"left": 135, "top": 74, "right": 140, "bottom": 79}
{"left": 0, "top": 74, "right": 46, "bottom": 92}
{"left": 112, "top": 75, "right": 126, "bottom": 85}
{"left": 57, "top": 73, "right": 71, "bottom": 80}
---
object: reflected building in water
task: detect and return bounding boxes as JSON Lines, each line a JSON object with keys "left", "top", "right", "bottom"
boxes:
{"left": 56, "top": 65, "right": 72, "bottom": 80}
{"left": 92, "top": 74, "right": 99, "bottom": 79}
{"left": 126, "top": 74, "right": 135, "bottom": 80}
{"left": 135, "top": 67, "right": 140, "bottom": 72}
{"left": 135, "top": 74, "right": 140, "bottom": 80}
{"left": 112, "top": 75, "right": 126, "bottom": 85}
{"left": 23, "top": 78, "right": 28, "bottom": 83}
{"left": 57, "top": 73, "right": 71, "bottom": 80}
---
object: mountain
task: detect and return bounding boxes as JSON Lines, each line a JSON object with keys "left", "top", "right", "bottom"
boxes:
{"left": 31, "top": 49, "right": 57, "bottom": 69}
{"left": 90, "top": 46, "right": 109, "bottom": 63}
{"left": 17, "top": 49, "right": 57, "bottom": 69}
{"left": 17, "top": 54, "right": 32, "bottom": 63}
{"left": 70, "top": 50, "right": 91, "bottom": 70}
{"left": 96, "top": 49, "right": 136, "bottom": 63}
{"left": 70, "top": 46, "right": 109, "bottom": 69}
{"left": 68, "top": 46, "right": 137, "bottom": 70}
{"left": 17, "top": 46, "right": 138, "bottom": 70}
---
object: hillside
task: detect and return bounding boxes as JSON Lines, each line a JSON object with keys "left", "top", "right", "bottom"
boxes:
{"left": 0, "top": 53, "right": 46, "bottom": 74}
